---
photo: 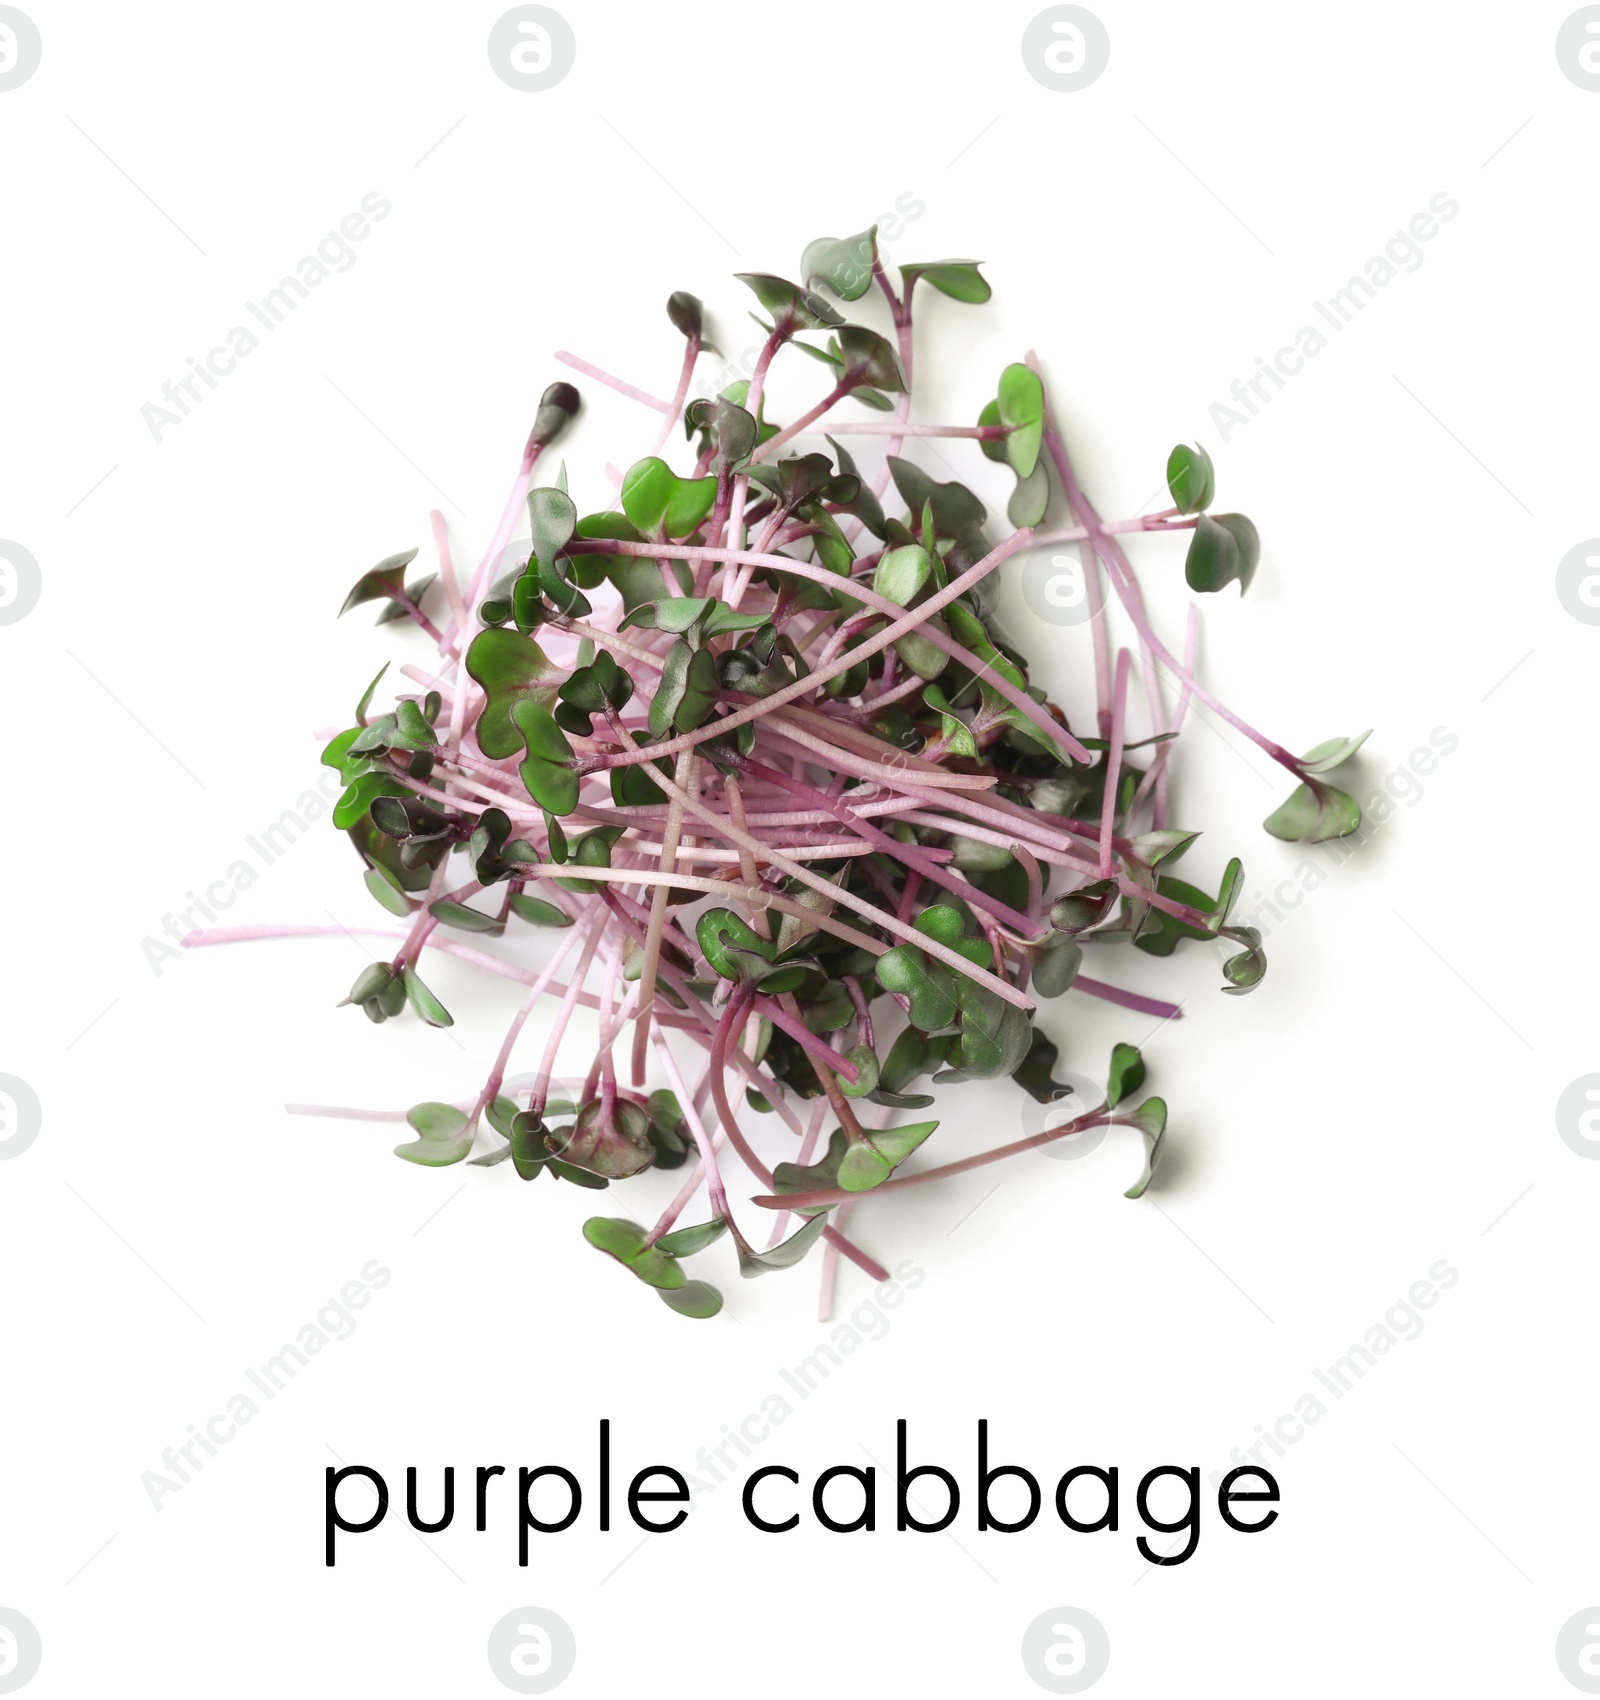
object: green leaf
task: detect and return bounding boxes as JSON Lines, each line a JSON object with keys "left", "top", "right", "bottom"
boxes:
{"left": 921, "top": 682, "right": 978, "bottom": 758}
{"left": 464, "top": 628, "right": 561, "bottom": 759}
{"left": 738, "top": 1210, "right": 830, "bottom": 1277}
{"left": 511, "top": 698, "right": 578, "bottom": 816}
{"left": 509, "top": 1109, "right": 549, "bottom": 1180}
{"left": 878, "top": 1027, "right": 932, "bottom": 1096}
{"left": 355, "top": 663, "right": 388, "bottom": 727}
{"left": 1050, "top": 878, "right": 1118, "bottom": 935}
{"left": 527, "top": 486, "right": 578, "bottom": 571}
{"left": 428, "top": 898, "right": 505, "bottom": 936}
{"left": 696, "top": 908, "right": 773, "bottom": 980}
{"left": 402, "top": 967, "right": 453, "bottom": 1028}
{"left": 997, "top": 362, "right": 1044, "bottom": 478}
{"left": 529, "top": 381, "right": 579, "bottom": 449}
{"left": 389, "top": 698, "right": 437, "bottom": 751}
{"left": 648, "top": 639, "right": 718, "bottom": 737}
{"left": 582, "top": 1217, "right": 686, "bottom": 1290}
{"left": 773, "top": 1128, "right": 847, "bottom": 1215}
{"left": 553, "top": 828, "right": 615, "bottom": 894}
{"left": 364, "top": 865, "right": 413, "bottom": 917}
{"left": 825, "top": 437, "right": 888, "bottom": 538}
{"left": 656, "top": 1217, "right": 729, "bottom": 1257}
{"left": 887, "top": 458, "right": 986, "bottom": 534}
{"left": 341, "top": 547, "right": 419, "bottom": 618}
{"left": 340, "top": 961, "right": 396, "bottom": 1010}
{"left": 622, "top": 596, "right": 713, "bottom": 635}
{"left": 508, "top": 893, "right": 574, "bottom": 928}
{"left": 1031, "top": 936, "right": 1082, "bottom": 998}
{"left": 735, "top": 273, "right": 844, "bottom": 334}
{"left": 666, "top": 290, "right": 704, "bottom": 342}
{"left": 832, "top": 324, "right": 905, "bottom": 394}
{"left": 620, "top": 458, "right": 678, "bottom": 533}
{"left": 1009, "top": 459, "right": 1050, "bottom": 528}
{"left": 1015, "top": 1029, "right": 1077, "bottom": 1105}
{"left": 801, "top": 228, "right": 879, "bottom": 301}
{"left": 873, "top": 543, "right": 935, "bottom": 608}
{"left": 1106, "top": 1041, "right": 1145, "bottom": 1109}
{"left": 394, "top": 1102, "right": 472, "bottom": 1167}
{"left": 1184, "top": 512, "right": 1261, "bottom": 595}
{"left": 1166, "top": 443, "right": 1215, "bottom": 513}
{"left": 550, "top": 1098, "right": 656, "bottom": 1179}
{"left": 333, "top": 772, "right": 409, "bottom": 831}
{"left": 1220, "top": 927, "right": 1267, "bottom": 995}
{"left": 659, "top": 1280, "right": 724, "bottom": 1318}
{"left": 1122, "top": 1098, "right": 1168, "bottom": 1199}
{"left": 899, "top": 260, "right": 990, "bottom": 304}
{"left": 1126, "top": 829, "right": 1200, "bottom": 868}
{"left": 874, "top": 940, "right": 958, "bottom": 1032}
{"left": 838, "top": 1120, "right": 936, "bottom": 1192}
{"left": 1297, "top": 731, "right": 1372, "bottom": 776}
{"left": 936, "top": 983, "right": 1032, "bottom": 1082}
{"left": 1263, "top": 777, "right": 1361, "bottom": 842}
{"left": 838, "top": 1043, "right": 881, "bottom": 1099}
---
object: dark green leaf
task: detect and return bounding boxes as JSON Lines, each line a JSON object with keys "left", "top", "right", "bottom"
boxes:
{"left": 1106, "top": 1041, "right": 1145, "bottom": 1109}
{"left": 1184, "top": 512, "right": 1261, "bottom": 595}
{"left": 1123, "top": 1098, "right": 1168, "bottom": 1199}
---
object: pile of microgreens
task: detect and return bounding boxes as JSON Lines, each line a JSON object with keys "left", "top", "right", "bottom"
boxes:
{"left": 189, "top": 228, "right": 1367, "bottom": 1321}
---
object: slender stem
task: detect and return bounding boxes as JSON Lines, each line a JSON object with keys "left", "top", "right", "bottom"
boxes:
{"left": 708, "top": 985, "right": 888, "bottom": 1282}
{"left": 554, "top": 351, "right": 671, "bottom": 412}
{"left": 751, "top": 1108, "right": 1140, "bottom": 1208}
{"left": 648, "top": 336, "right": 699, "bottom": 458}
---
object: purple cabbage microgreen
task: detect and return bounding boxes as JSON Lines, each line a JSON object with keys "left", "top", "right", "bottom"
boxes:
{"left": 190, "top": 235, "right": 1367, "bottom": 1321}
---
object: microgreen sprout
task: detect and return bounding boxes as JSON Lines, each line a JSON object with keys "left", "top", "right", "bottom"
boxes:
{"left": 188, "top": 227, "right": 1367, "bottom": 1321}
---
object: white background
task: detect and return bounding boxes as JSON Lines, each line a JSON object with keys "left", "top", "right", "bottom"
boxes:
{"left": 1, "top": 1, "right": 1594, "bottom": 1694}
